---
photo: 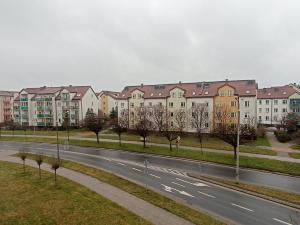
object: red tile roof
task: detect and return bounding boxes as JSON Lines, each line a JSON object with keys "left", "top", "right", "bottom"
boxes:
{"left": 118, "top": 80, "right": 257, "bottom": 99}
{"left": 98, "top": 90, "right": 120, "bottom": 99}
{"left": 257, "top": 85, "right": 297, "bottom": 99}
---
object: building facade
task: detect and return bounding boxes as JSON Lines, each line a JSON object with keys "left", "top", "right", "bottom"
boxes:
{"left": 97, "top": 91, "right": 119, "bottom": 118}
{"left": 257, "top": 85, "right": 300, "bottom": 126}
{"left": 117, "top": 80, "right": 258, "bottom": 133}
{"left": 0, "top": 91, "right": 17, "bottom": 123}
{"left": 13, "top": 86, "right": 98, "bottom": 127}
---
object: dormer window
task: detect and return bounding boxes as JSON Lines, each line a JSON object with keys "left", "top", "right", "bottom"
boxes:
{"left": 204, "top": 91, "right": 208, "bottom": 95}
{"left": 246, "top": 90, "right": 250, "bottom": 94}
{"left": 150, "top": 93, "right": 153, "bottom": 96}
{"left": 192, "top": 92, "right": 196, "bottom": 95}
{"left": 283, "top": 91, "right": 287, "bottom": 95}
{"left": 178, "top": 92, "right": 183, "bottom": 98}
{"left": 268, "top": 93, "right": 271, "bottom": 96}
{"left": 158, "top": 93, "right": 162, "bottom": 96}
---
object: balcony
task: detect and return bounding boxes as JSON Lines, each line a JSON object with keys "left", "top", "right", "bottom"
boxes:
{"left": 45, "top": 97, "right": 52, "bottom": 101}
{"left": 37, "top": 122, "right": 45, "bottom": 126}
{"left": 20, "top": 106, "right": 28, "bottom": 110}
{"left": 20, "top": 98, "right": 28, "bottom": 101}
{"left": 37, "top": 114, "right": 53, "bottom": 118}
{"left": 37, "top": 106, "right": 44, "bottom": 111}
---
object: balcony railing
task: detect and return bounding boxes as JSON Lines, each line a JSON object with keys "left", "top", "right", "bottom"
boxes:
{"left": 37, "top": 106, "right": 44, "bottom": 111}
{"left": 37, "top": 122, "right": 45, "bottom": 126}
{"left": 20, "top": 106, "right": 28, "bottom": 110}
{"left": 20, "top": 98, "right": 28, "bottom": 101}
{"left": 37, "top": 114, "right": 53, "bottom": 118}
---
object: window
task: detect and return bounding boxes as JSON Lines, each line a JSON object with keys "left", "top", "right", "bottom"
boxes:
{"left": 274, "top": 108, "right": 278, "bottom": 113}
{"left": 159, "top": 102, "right": 162, "bottom": 106}
{"left": 130, "top": 103, "right": 134, "bottom": 108}
{"left": 205, "top": 112, "right": 209, "bottom": 117}
{"left": 178, "top": 92, "right": 183, "bottom": 98}
{"left": 274, "top": 116, "right": 278, "bottom": 121}
{"left": 121, "top": 103, "right": 124, "bottom": 108}
{"left": 192, "top": 102, "right": 195, "bottom": 107}
{"left": 132, "top": 94, "right": 136, "bottom": 99}
{"left": 138, "top": 93, "right": 142, "bottom": 99}
{"left": 181, "top": 102, "right": 185, "bottom": 108}
{"left": 219, "top": 90, "right": 225, "bottom": 96}
{"left": 169, "top": 102, "right": 173, "bottom": 108}
{"left": 231, "top": 101, "right": 237, "bottom": 107}
{"left": 266, "top": 108, "right": 269, "bottom": 113}
{"left": 259, "top": 100, "right": 262, "bottom": 105}
{"left": 274, "top": 100, "right": 278, "bottom": 105}
{"left": 282, "top": 100, "right": 287, "bottom": 104}
{"left": 282, "top": 108, "right": 287, "bottom": 113}
{"left": 140, "top": 102, "right": 144, "bottom": 107}
{"left": 245, "top": 112, "right": 249, "bottom": 118}
{"left": 170, "top": 112, "right": 174, "bottom": 117}
{"left": 230, "top": 112, "right": 236, "bottom": 118}
{"left": 172, "top": 92, "right": 176, "bottom": 98}
{"left": 171, "top": 121, "right": 174, "bottom": 127}
{"left": 258, "top": 116, "right": 262, "bottom": 121}
{"left": 206, "top": 102, "right": 209, "bottom": 107}
{"left": 228, "top": 90, "right": 234, "bottom": 96}
{"left": 266, "top": 100, "right": 269, "bottom": 105}
{"left": 244, "top": 101, "right": 250, "bottom": 107}
{"left": 149, "top": 102, "right": 152, "bottom": 106}
{"left": 205, "top": 123, "right": 209, "bottom": 128}
{"left": 259, "top": 108, "right": 262, "bottom": 113}
{"left": 266, "top": 116, "right": 269, "bottom": 121}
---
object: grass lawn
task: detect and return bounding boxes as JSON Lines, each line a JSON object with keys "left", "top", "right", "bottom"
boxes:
{"left": 0, "top": 161, "right": 152, "bottom": 225}
{"left": 253, "top": 137, "right": 271, "bottom": 147}
{"left": 20, "top": 153, "right": 225, "bottom": 225}
{"left": 2, "top": 136, "right": 300, "bottom": 176}
{"left": 1, "top": 129, "right": 85, "bottom": 137}
{"left": 291, "top": 144, "right": 300, "bottom": 150}
{"left": 289, "top": 153, "right": 300, "bottom": 159}
{"left": 192, "top": 175, "right": 300, "bottom": 206}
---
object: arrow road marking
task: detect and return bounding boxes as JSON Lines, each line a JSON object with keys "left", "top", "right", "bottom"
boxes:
{"left": 149, "top": 174, "right": 161, "bottom": 179}
{"left": 171, "top": 182, "right": 185, "bottom": 187}
{"left": 273, "top": 218, "right": 293, "bottom": 225}
{"left": 176, "top": 178, "right": 209, "bottom": 187}
{"left": 197, "top": 191, "right": 216, "bottom": 198}
{"left": 132, "top": 168, "right": 142, "bottom": 172}
{"left": 161, "top": 184, "right": 194, "bottom": 197}
{"left": 231, "top": 203, "right": 254, "bottom": 212}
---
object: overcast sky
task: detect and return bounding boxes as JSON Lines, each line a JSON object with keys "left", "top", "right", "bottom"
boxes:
{"left": 0, "top": 0, "right": 299, "bottom": 92}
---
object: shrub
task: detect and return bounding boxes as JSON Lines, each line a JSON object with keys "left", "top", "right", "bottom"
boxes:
{"left": 256, "top": 126, "right": 266, "bottom": 138}
{"left": 275, "top": 131, "right": 291, "bottom": 143}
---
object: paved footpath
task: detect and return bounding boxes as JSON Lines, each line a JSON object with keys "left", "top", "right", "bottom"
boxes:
{"left": 266, "top": 132, "right": 295, "bottom": 157}
{"left": 0, "top": 150, "right": 193, "bottom": 225}
{"left": 3, "top": 134, "right": 300, "bottom": 163}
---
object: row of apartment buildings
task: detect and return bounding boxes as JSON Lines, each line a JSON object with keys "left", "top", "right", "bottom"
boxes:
{"left": 0, "top": 80, "right": 299, "bottom": 132}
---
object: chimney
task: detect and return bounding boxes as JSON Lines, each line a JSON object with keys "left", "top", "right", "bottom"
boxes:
{"left": 69, "top": 85, "right": 72, "bottom": 87}
{"left": 225, "top": 79, "right": 229, "bottom": 82}
{"left": 179, "top": 81, "right": 182, "bottom": 85}
{"left": 141, "top": 83, "right": 144, "bottom": 87}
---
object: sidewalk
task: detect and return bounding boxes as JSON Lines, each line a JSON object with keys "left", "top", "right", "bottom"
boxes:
{"left": 266, "top": 132, "right": 295, "bottom": 157}
{"left": 0, "top": 150, "right": 193, "bottom": 225}
{"left": 2, "top": 134, "right": 300, "bottom": 163}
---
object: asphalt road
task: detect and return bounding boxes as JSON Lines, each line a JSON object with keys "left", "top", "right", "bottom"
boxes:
{"left": 0, "top": 141, "right": 299, "bottom": 225}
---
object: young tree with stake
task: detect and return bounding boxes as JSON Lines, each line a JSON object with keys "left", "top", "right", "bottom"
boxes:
{"left": 84, "top": 110, "right": 103, "bottom": 143}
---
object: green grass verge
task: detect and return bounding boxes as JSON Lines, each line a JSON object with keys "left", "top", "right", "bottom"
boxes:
{"left": 194, "top": 175, "right": 300, "bottom": 206}
{"left": 2, "top": 136, "right": 300, "bottom": 176}
{"left": 291, "top": 145, "right": 300, "bottom": 150}
{"left": 289, "top": 153, "right": 300, "bottom": 159}
{"left": 253, "top": 137, "right": 271, "bottom": 147}
{"left": 0, "top": 161, "right": 152, "bottom": 225}
{"left": 19, "top": 153, "right": 225, "bottom": 225}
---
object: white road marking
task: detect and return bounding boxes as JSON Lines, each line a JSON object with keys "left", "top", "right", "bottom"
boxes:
{"left": 273, "top": 218, "right": 293, "bottom": 225}
{"left": 176, "top": 178, "right": 209, "bottom": 187}
{"left": 117, "top": 162, "right": 126, "bottom": 166}
{"left": 161, "top": 184, "right": 194, "bottom": 197}
{"left": 132, "top": 168, "right": 142, "bottom": 172}
{"left": 197, "top": 191, "right": 216, "bottom": 198}
{"left": 171, "top": 182, "right": 185, "bottom": 187}
{"left": 149, "top": 174, "right": 161, "bottom": 179}
{"left": 231, "top": 203, "right": 254, "bottom": 212}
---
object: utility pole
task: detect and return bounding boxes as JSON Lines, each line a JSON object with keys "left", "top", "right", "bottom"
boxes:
{"left": 56, "top": 121, "right": 60, "bottom": 160}
{"left": 236, "top": 97, "right": 240, "bottom": 184}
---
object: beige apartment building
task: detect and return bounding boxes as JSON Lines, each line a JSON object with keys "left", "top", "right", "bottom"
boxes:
{"left": 117, "top": 80, "right": 258, "bottom": 133}
{"left": 97, "top": 91, "right": 119, "bottom": 118}
{"left": 0, "top": 91, "right": 18, "bottom": 124}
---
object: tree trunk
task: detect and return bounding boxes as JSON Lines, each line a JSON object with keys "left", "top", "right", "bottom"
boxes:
{"left": 96, "top": 133, "right": 99, "bottom": 143}
{"left": 118, "top": 134, "right": 121, "bottom": 145}
{"left": 169, "top": 141, "right": 172, "bottom": 151}
{"left": 143, "top": 137, "right": 146, "bottom": 148}
{"left": 54, "top": 170, "right": 57, "bottom": 185}
{"left": 23, "top": 161, "right": 25, "bottom": 173}
{"left": 39, "top": 165, "right": 41, "bottom": 179}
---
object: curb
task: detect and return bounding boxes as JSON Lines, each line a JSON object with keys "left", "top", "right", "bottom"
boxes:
{"left": 188, "top": 172, "right": 300, "bottom": 210}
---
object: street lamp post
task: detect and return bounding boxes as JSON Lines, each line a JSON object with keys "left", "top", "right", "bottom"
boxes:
{"left": 236, "top": 97, "right": 241, "bottom": 184}
{"left": 56, "top": 121, "right": 60, "bottom": 160}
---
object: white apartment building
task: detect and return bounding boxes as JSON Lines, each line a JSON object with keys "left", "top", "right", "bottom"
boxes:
{"left": 257, "top": 85, "right": 300, "bottom": 125}
{"left": 13, "top": 86, "right": 98, "bottom": 127}
{"left": 117, "top": 80, "right": 258, "bottom": 133}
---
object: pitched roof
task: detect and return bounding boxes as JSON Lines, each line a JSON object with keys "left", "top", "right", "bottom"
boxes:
{"left": 118, "top": 80, "right": 257, "bottom": 99}
{"left": 98, "top": 90, "right": 120, "bottom": 99}
{"left": 0, "top": 91, "right": 17, "bottom": 97}
{"left": 257, "top": 85, "right": 298, "bottom": 99}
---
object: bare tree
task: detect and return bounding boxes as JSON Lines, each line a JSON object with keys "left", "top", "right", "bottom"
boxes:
{"left": 51, "top": 157, "right": 60, "bottom": 185}
{"left": 161, "top": 111, "right": 179, "bottom": 151}
{"left": 189, "top": 103, "right": 209, "bottom": 154}
{"left": 112, "top": 109, "right": 129, "bottom": 145}
{"left": 174, "top": 109, "right": 186, "bottom": 134}
{"left": 214, "top": 105, "right": 255, "bottom": 159}
{"left": 133, "top": 106, "right": 154, "bottom": 148}
{"left": 84, "top": 109, "right": 103, "bottom": 143}
{"left": 19, "top": 150, "right": 27, "bottom": 173}
{"left": 152, "top": 104, "right": 166, "bottom": 133}
{"left": 35, "top": 153, "right": 44, "bottom": 179}
{"left": 280, "top": 113, "right": 300, "bottom": 133}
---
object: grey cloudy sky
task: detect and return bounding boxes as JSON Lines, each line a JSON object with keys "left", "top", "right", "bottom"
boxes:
{"left": 0, "top": 0, "right": 299, "bottom": 92}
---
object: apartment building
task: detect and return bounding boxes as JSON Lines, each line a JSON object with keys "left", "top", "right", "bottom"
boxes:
{"left": 97, "top": 91, "right": 119, "bottom": 117}
{"left": 0, "top": 91, "right": 18, "bottom": 123}
{"left": 257, "top": 85, "right": 300, "bottom": 126}
{"left": 13, "top": 85, "right": 98, "bottom": 127}
{"left": 117, "top": 79, "right": 257, "bottom": 133}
